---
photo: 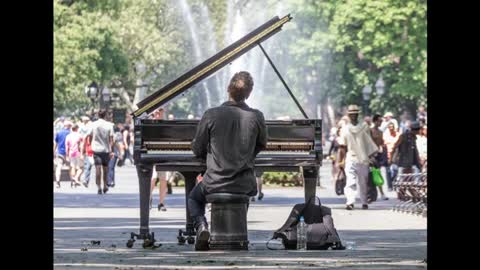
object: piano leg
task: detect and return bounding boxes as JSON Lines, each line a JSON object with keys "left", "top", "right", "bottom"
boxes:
{"left": 126, "top": 163, "right": 159, "bottom": 249}
{"left": 177, "top": 171, "right": 199, "bottom": 245}
{"left": 303, "top": 167, "right": 319, "bottom": 204}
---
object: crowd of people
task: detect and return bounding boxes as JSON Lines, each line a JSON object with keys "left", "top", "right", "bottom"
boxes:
{"left": 54, "top": 102, "right": 427, "bottom": 212}
{"left": 53, "top": 110, "right": 135, "bottom": 194}
{"left": 327, "top": 105, "right": 427, "bottom": 209}
{"left": 53, "top": 109, "right": 197, "bottom": 210}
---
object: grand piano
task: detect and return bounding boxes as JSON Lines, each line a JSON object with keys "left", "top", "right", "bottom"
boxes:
{"left": 127, "top": 14, "right": 322, "bottom": 248}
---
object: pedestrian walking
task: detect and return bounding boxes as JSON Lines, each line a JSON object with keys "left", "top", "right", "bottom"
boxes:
{"left": 54, "top": 120, "right": 72, "bottom": 188}
{"left": 87, "top": 109, "right": 114, "bottom": 195}
{"left": 65, "top": 124, "right": 83, "bottom": 187}
{"left": 391, "top": 121, "right": 422, "bottom": 177}
{"left": 337, "top": 105, "right": 379, "bottom": 210}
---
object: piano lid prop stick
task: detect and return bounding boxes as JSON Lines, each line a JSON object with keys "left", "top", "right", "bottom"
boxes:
{"left": 257, "top": 42, "right": 309, "bottom": 119}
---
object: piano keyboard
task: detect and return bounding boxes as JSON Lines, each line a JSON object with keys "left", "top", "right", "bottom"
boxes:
{"left": 146, "top": 150, "right": 311, "bottom": 156}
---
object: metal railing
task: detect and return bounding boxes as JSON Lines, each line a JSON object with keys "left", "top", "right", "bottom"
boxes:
{"left": 392, "top": 172, "right": 427, "bottom": 217}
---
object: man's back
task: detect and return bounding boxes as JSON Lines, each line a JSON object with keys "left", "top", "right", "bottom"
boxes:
{"left": 90, "top": 119, "right": 114, "bottom": 153}
{"left": 192, "top": 101, "right": 267, "bottom": 194}
{"left": 55, "top": 128, "right": 70, "bottom": 156}
{"left": 66, "top": 132, "right": 82, "bottom": 158}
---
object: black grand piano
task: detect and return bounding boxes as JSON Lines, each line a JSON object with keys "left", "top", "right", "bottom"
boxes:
{"left": 128, "top": 14, "right": 322, "bottom": 248}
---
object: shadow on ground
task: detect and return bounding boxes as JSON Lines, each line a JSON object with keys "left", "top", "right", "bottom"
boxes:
{"left": 54, "top": 215, "right": 426, "bottom": 269}
{"left": 54, "top": 191, "right": 397, "bottom": 210}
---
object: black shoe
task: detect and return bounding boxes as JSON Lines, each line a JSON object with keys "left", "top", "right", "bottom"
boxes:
{"left": 55, "top": 182, "right": 61, "bottom": 188}
{"left": 258, "top": 192, "right": 264, "bottom": 201}
{"left": 158, "top": 203, "right": 167, "bottom": 211}
{"left": 331, "top": 242, "right": 346, "bottom": 250}
{"left": 103, "top": 187, "right": 109, "bottom": 194}
{"left": 195, "top": 223, "right": 210, "bottom": 251}
{"left": 346, "top": 204, "right": 354, "bottom": 210}
{"left": 362, "top": 204, "right": 369, "bottom": 210}
{"left": 167, "top": 182, "right": 172, "bottom": 194}
{"left": 250, "top": 196, "right": 256, "bottom": 202}
{"left": 98, "top": 189, "right": 102, "bottom": 195}
{"left": 82, "top": 181, "right": 89, "bottom": 188}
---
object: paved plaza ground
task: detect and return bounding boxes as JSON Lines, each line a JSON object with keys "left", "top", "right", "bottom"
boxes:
{"left": 54, "top": 161, "right": 427, "bottom": 269}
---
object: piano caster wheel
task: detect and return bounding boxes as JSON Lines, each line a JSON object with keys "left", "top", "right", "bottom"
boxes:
{"left": 177, "top": 229, "right": 186, "bottom": 245}
{"left": 187, "top": 236, "right": 195, "bottom": 245}
{"left": 143, "top": 239, "right": 154, "bottom": 249}
{"left": 126, "top": 239, "right": 135, "bottom": 248}
{"left": 141, "top": 232, "right": 160, "bottom": 249}
{"left": 178, "top": 236, "right": 186, "bottom": 245}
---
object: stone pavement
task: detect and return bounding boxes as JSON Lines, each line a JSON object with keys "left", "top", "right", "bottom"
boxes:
{"left": 54, "top": 161, "right": 427, "bottom": 269}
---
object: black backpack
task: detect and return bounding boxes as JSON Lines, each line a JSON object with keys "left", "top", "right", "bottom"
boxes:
{"left": 268, "top": 197, "right": 345, "bottom": 250}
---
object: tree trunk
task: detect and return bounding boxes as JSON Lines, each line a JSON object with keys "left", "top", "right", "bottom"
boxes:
{"left": 117, "top": 88, "right": 136, "bottom": 112}
{"left": 133, "top": 86, "right": 147, "bottom": 110}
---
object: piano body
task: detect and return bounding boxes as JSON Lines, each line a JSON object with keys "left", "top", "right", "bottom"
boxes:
{"left": 128, "top": 14, "right": 322, "bottom": 248}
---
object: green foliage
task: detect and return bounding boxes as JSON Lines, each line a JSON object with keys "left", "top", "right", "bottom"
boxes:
{"left": 54, "top": 0, "right": 128, "bottom": 115}
{"left": 286, "top": 0, "right": 426, "bottom": 116}
{"left": 262, "top": 172, "right": 303, "bottom": 187}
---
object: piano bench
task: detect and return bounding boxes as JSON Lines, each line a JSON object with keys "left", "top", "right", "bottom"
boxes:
{"left": 206, "top": 193, "right": 250, "bottom": 251}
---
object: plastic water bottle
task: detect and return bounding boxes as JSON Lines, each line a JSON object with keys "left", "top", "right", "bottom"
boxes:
{"left": 297, "top": 216, "right": 307, "bottom": 250}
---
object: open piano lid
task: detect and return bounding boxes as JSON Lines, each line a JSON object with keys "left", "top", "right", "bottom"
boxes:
{"left": 132, "top": 14, "right": 292, "bottom": 118}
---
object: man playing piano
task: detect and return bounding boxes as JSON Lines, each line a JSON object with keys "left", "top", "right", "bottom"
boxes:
{"left": 188, "top": 71, "right": 267, "bottom": 250}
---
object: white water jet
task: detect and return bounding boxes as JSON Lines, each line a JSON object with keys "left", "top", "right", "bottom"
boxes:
{"left": 199, "top": 3, "right": 223, "bottom": 106}
{"left": 178, "top": 0, "right": 211, "bottom": 109}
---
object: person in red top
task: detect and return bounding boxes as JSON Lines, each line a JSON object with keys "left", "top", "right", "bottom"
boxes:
{"left": 82, "top": 130, "right": 95, "bottom": 188}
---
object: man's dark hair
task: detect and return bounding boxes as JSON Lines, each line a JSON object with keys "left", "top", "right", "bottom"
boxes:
{"left": 372, "top": 114, "right": 382, "bottom": 122}
{"left": 72, "top": 124, "right": 79, "bottom": 131}
{"left": 98, "top": 109, "right": 107, "bottom": 119}
{"left": 228, "top": 71, "right": 254, "bottom": 102}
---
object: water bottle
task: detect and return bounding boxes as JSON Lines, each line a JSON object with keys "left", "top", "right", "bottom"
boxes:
{"left": 297, "top": 216, "right": 307, "bottom": 250}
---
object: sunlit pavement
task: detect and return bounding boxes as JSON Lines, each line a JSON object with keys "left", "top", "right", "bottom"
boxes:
{"left": 54, "top": 161, "right": 427, "bottom": 269}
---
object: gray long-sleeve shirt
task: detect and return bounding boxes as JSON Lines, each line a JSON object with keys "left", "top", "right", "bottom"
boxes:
{"left": 192, "top": 101, "right": 267, "bottom": 194}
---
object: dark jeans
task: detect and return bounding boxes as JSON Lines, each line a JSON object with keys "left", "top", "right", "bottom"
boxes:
{"left": 83, "top": 156, "right": 93, "bottom": 184}
{"left": 386, "top": 165, "right": 393, "bottom": 189}
{"left": 123, "top": 148, "right": 133, "bottom": 164}
{"left": 107, "top": 154, "right": 118, "bottom": 186}
{"left": 188, "top": 182, "right": 255, "bottom": 223}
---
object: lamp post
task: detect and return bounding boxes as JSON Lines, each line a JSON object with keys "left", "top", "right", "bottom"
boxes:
{"left": 362, "top": 85, "right": 372, "bottom": 116}
{"left": 101, "top": 87, "right": 112, "bottom": 121}
{"left": 375, "top": 75, "right": 385, "bottom": 96}
{"left": 101, "top": 87, "right": 111, "bottom": 109}
{"left": 85, "top": 82, "right": 99, "bottom": 115}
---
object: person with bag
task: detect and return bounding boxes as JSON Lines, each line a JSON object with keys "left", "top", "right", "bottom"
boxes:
{"left": 268, "top": 196, "right": 345, "bottom": 250}
{"left": 328, "top": 126, "right": 342, "bottom": 184}
{"left": 369, "top": 114, "right": 389, "bottom": 201}
{"left": 337, "top": 105, "right": 379, "bottom": 210}
{"left": 390, "top": 121, "right": 422, "bottom": 177}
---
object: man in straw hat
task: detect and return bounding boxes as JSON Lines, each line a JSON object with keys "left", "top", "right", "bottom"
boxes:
{"left": 337, "top": 105, "right": 379, "bottom": 210}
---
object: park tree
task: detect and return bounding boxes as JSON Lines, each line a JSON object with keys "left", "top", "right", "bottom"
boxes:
{"left": 286, "top": 0, "right": 426, "bottom": 118}
{"left": 54, "top": 0, "right": 128, "bottom": 116}
{"left": 54, "top": 0, "right": 192, "bottom": 116}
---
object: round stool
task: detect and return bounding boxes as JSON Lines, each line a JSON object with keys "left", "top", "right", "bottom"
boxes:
{"left": 206, "top": 193, "right": 250, "bottom": 250}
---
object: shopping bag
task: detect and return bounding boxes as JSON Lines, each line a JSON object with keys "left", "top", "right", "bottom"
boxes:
{"left": 371, "top": 167, "right": 384, "bottom": 187}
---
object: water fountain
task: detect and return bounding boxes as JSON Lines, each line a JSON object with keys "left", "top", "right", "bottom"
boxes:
{"left": 178, "top": 0, "right": 212, "bottom": 109}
